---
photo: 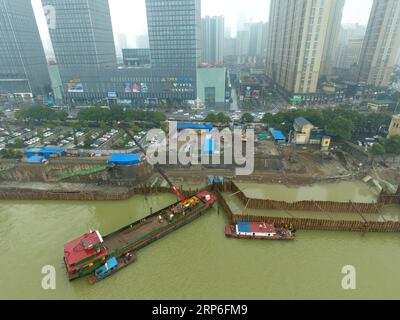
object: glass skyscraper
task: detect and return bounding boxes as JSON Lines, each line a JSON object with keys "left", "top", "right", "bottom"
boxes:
{"left": 0, "top": 0, "right": 50, "bottom": 96}
{"left": 41, "top": 0, "right": 201, "bottom": 104}
{"left": 358, "top": 0, "right": 400, "bottom": 88}
{"left": 201, "top": 16, "right": 225, "bottom": 65}
{"left": 42, "top": 0, "right": 117, "bottom": 99}
{"left": 146, "top": 0, "right": 201, "bottom": 69}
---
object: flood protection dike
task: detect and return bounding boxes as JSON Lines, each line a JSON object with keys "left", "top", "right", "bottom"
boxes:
{"left": 211, "top": 181, "right": 400, "bottom": 233}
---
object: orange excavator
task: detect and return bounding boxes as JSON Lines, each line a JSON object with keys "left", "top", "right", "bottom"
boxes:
{"left": 119, "top": 123, "right": 186, "bottom": 203}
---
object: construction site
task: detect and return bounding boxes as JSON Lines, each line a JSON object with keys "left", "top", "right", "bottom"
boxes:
{"left": 0, "top": 133, "right": 399, "bottom": 234}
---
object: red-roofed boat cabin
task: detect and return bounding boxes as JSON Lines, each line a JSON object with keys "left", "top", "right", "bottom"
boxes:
{"left": 64, "top": 231, "right": 108, "bottom": 280}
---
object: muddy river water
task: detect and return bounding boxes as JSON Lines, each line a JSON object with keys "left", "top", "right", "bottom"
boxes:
{"left": 1, "top": 181, "right": 400, "bottom": 299}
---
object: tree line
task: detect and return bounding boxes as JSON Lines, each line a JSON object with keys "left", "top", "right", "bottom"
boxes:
{"left": 261, "top": 108, "right": 392, "bottom": 140}
{"left": 15, "top": 105, "right": 68, "bottom": 124}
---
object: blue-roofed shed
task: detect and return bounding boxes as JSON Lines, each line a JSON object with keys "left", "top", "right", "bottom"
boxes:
{"left": 177, "top": 123, "right": 213, "bottom": 131}
{"left": 107, "top": 154, "right": 144, "bottom": 165}
{"left": 271, "top": 130, "right": 286, "bottom": 144}
{"left": 25, "top": 148, "right": 65, "bottom": 159}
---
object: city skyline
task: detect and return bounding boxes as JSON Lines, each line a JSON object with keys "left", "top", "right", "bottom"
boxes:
{"left": 32, "top": 0, "right": 374, "bottom": 50}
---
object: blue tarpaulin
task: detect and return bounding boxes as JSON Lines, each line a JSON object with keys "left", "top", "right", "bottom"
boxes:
{"left": 271, "top": 130, "right": 286, "bottom": 143}
{"left": 177, "top": 123, "right": 213, "bottom": 131}
{"left": 25, "top": 148, "right": 65, "bottom": 159}
{"left": 107, "top": 154, "right": 143, "bottom": 165}
{"left": 237, "top": 222, "right": 251, "bottom": 233}
{"left": 27, "top": 156, "right": 46, "bottom": 164}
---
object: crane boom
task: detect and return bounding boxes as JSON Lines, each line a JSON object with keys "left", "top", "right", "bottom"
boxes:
{"left": 119, "top": 123, "right": 186, "bottom": 203}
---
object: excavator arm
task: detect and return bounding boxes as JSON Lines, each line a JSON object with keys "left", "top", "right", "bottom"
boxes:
{"left": 119, "top": 122, "right": 186, "bottom": 203}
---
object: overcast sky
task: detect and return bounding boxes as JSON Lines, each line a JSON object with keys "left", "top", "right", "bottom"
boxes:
{"left": 33, "top": 0, "right": 374, "bottom": 48}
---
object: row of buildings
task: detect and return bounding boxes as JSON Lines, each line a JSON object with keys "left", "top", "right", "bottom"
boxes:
{"left": 265, "top": 0, "right": 400, "bottom": 99}
{"left": 1, "top": 0, "right": 399, "bottom": 107}
{"left": 0, "top": 0, "right": 228, "bottom": 108}
{"left": 200, "top": 17, "right": 268, "bottom": 66}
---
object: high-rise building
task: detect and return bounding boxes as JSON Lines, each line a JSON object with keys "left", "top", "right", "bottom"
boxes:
{"left": 342, "top": 37, "right": 364, "bottom": 70}
{"left": 146, "top": 0, "right": 200, "bottom": 69}
{"left": 249, "top": 22, "right": 268, "bottom": 57}
{"left": 236, "top": 30, "right": 250, "bottom": 56}
{"left": 42, "top": 0, "right": 117, "bottom": 97}
{"left": 320, "top": 0, "right": 345, "bottom": 76}
{"left": 118, "top": 33, "right": 128, "bottom": 50}
{"left": 0, "top": 0, "right": 50, "bottom": 96}
{"left": 201, "top": 16, "right": 224, "bottom": 65}
{"left": 224, "top": 37, "right": 237, "bottom": 57}
{"left": 358, "top": 0, "right": 400, "bottom": 88}
{"left": 224, "top": 27, "right": 232, "bottom": 39}
{"left": 335, "top": 24, "right": 367, "bottom": 69}
{"left": 266, "top": 0, "right": 345, "bottom": 95}
{"left": 136, "top": 34, "right": 149, "bottom": 49}
{"left": 36, "top": 0, "right": 201, "bottom": 105}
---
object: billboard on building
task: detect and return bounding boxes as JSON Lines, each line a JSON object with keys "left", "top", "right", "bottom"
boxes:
{"left": 129, "top": 82, "right": 148, "bottom": 93}
{"left": 140, "top": 83, "right": 148, "bottom": 93}
{"left": 67, "top": 79, "right": 83, "bottom": 93}
{"left": 108, "top": 91, "right": 117, "bottom": 98}
{"left": 124, "top": 83, "right": 132, "bottom": 93}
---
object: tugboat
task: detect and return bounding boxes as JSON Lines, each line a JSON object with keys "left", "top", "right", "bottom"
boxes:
{"left": 88, "top": 252, "right": 137, "bottom": 284}
{"left": 225, "top": 221, "right": 296, "bottom": 240}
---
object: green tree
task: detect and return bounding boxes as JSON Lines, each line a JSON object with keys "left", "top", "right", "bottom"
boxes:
{"left": 7, "top": 138, "right": 24, "bottom": 149}
{"left": 325, "top": 116, "right": 353, "bottom": 140}
{"left": 371, "top": 143, "right": 386, "bottom": 156}
{"left": 83, "top": 137, "right": 94, "bottom": 149}
{"left": 204, "top": 113, "right": 218, "bottom": 123}
{"left": 216, "top": 112, "right": 230, "bottom": 124}
{"left": 100, "top": 120, "right": 108, "bottom": 131}
{"left": 15, "top": 105, "right": 67, "bottom": 124}
{"left": 241, "top": 113, "right": 255, "bottom": 123}
{"left": 385, "top": 136, "right": 400, "bottom": 155}
{"left": 0, "top": 148, "right": 23, "bottom": 159}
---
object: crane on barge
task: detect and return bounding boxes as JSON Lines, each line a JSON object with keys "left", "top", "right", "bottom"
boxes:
{"left": 119, "top": 122, "right": 186, "bottom": 203}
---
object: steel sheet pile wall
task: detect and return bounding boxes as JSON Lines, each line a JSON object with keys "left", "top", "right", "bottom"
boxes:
{"left": 212, "top": 181, "right": 400, "bottom": 233}
{"left": 0, "top": 186, "right": 197, "bottom": 201}
{"left": 378, "top": 186, "right": 400, "bottom": 206}
{"left": 0, "top": 180, "right": 399, "bottom": 233}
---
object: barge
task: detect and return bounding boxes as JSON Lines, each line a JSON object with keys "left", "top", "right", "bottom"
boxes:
{"left": 64, "top": 191, "right": 217, "bottom": 282}
{"left": 225, "top": 221, "right": 295, "bottom": 240}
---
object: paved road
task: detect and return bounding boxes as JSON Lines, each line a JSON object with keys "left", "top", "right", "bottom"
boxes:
{"left": 230, "top": 88, "right": 239, "bottom": 112}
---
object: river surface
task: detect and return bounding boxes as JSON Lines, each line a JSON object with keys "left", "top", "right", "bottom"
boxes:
{"left": 1, "top": 182, "right": 400, "bottom": 300}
